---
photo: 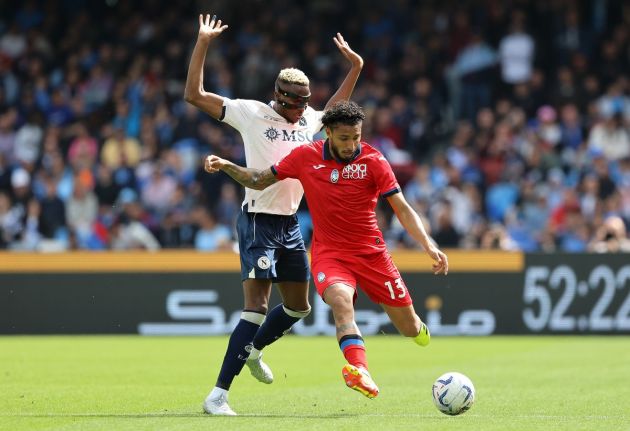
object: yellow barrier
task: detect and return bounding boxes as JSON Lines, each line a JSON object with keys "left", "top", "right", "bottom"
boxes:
{"left": 0, "top": 250, "right": 522, "bottom": 273}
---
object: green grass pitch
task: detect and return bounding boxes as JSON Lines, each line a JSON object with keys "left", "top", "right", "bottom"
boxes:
{"left": 1, "top": 336, "right": 629, "bottom": 431}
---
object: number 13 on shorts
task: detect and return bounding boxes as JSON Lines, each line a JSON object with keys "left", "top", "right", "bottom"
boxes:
{"left": 385, "top": 278, "right": 406, "bottom": 299}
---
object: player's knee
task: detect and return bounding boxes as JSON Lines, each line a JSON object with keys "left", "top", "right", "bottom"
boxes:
{"left": 243, "top": 297, "right": 270, "bottom": 314}
{"left": 282, "top": 304, "right": 311, "bottom": 319}
{"left": 243, "top": 302, "right": 269, "bottom": 315}
{"left": 328, "top": 292, "right": 352, "bottom": 309}
{"left": 282, "top": 297, "right": 310, "bottom": 312}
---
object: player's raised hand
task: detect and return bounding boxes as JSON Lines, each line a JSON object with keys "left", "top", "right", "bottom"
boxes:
{"left": 204, "top": 155, "right": 225, "bottom": 174}
{"left": 426, "top": 246, "right": 449, "bottom": 275}
{"left": 333, "top": 33, "right": 364, "bottom": 69}
{"left": 198, "top": 13, "right": 228, "bottom": 42}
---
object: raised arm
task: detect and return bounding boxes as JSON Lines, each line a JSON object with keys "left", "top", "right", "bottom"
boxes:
{"left": 324, "top": 33, "right": 364, "bottom": 109}
{"left": 184, "top": 14, "right": 229, "bottom": 119}
{"left": 387, "top": 192, "right": 449, "bottom": 275}
{"left": 204, "top": 155, "right": 278, "bottom": 190}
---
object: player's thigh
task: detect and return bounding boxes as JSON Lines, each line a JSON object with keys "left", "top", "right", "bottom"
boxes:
{"left": 356, "top": 252, "right": 413, "bottom": 307}
{"left": 381, "top": 303, "right": 422, "bottom": 337}
{"left": 322, "top": 282, "right": 356, "bottom": 322}
{"left": 312, "top": 256, "right": 358, "bottom": 305}
{"left": 276, "top": 281, "right": 310, "bottom": 311}
{"left": 275, "top": 247, "right": 310, "bottom": 284}
{"left": 242, "top": 278, "right": 273, "bottom": 313}
{"left": 236, "top": 209, "right": 278, "bottom": 280}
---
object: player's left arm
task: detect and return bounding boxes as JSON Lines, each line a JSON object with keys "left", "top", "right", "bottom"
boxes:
{"left": 324, "top": 33, "right": 364, "bottom": 109}
{"left": 204, "top": 155, "right": 278, "bottom": 190}
{"left": 387, "top": 192, "right": 449, "bottom": 275}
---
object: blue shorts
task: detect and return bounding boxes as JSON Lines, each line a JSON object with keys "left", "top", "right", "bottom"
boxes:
{"left": 236, "top": 205, "right": 309, "bottom": 282}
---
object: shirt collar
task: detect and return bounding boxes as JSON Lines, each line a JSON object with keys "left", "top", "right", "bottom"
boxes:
{"left": 323, "top": 140, "right": 362, "bottom": 163}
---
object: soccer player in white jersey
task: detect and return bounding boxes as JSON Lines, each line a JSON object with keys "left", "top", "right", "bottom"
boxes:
{"left": 184, "top": 13, "right": 363, "bottom": 416}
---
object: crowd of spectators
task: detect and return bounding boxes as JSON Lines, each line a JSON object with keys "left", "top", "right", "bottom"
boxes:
{"left": 0, "top": 0, "right": 629, "bottom": 252}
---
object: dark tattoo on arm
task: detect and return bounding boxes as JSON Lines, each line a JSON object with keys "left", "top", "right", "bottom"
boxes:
{"left": 221, "top": 164, "right": 278, "bottom": 190}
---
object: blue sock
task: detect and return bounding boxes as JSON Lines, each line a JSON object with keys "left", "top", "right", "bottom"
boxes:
{"left": 252, "top": 304, "right": 309, "bottom": 350}
{"left": 216, "top": 310, "right": 265, "bottom": 390}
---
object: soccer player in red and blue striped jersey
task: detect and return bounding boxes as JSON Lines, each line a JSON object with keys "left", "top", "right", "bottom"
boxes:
{"left": 204, "top": 101, "right": 448, "bottom": 399}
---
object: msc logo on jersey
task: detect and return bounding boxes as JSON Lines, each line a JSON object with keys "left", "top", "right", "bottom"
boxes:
{"left": 330, "top": 169, "right": 339, "bottom": 183}
{"left": 264, "top": 127, "right": 280, "bottom": 142}
{"left": 263, "top": 127, "right": 314, "bottom": 143}
{"left": 299, "top": 117, "right": 307, "bottom": 126}
{"left": 342, "top": 163, "right": 367, "bottom": 179}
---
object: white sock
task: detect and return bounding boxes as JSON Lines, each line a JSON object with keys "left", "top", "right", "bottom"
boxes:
{"left": 209, "top": 386, "right": 228, "bottom": 400}
{"left": 248, "top": 346, "right": 262, "bottom": 361}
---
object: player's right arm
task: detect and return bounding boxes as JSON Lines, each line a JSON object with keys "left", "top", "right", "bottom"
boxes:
{"left": 204, "top": 155, "right": 278, "bottom": 191}
{"left": 184, "top": 14, "right": 229, "bottom": 120}
{"left": 387, "top": 188, "right": 449, "bottom": 275}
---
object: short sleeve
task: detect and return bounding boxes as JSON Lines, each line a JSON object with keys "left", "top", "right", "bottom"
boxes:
{"left": 374, "top": 154, "right": 401, "bottom": 198}
{"left": 303, "top": 107, "right": 324, "bottom": 135}
{"left": 221, "top": 98, "right": 255, "bottom": 130}
{"left": 271, "top": 146, "right": 305, "bottom": 180}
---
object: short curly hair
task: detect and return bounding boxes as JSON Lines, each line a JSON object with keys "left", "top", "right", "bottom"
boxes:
{"left": 321, "top": 101, "right": 365, "bottom": 128}
{"left": 277, "top": 68, "right": 309, "bottom": 86}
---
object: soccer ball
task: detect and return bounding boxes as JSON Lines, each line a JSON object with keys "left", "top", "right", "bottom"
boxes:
{"left": 431, "top": 371, "right": 475, "bottom": 415}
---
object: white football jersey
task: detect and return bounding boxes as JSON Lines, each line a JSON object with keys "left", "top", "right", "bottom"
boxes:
{"left": 221, "top": 98, "right": 323, "bottom": 215}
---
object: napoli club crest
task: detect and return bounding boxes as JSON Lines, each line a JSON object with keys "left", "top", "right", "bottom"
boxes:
{"left": 330, "top": 169, "right": 339, "bottom": 183}
{"left": 257, "top": 256, "right": 271, "bottom": 270}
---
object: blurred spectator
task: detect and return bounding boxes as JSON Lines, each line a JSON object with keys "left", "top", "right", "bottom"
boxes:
{"left": 587, "top": 113, "right": 630, "bottom": 161}
{"left": 451, "top": 32, "right": 497, "bottom": 122}
{"left": 9, "top": 168, "right": 32, "bottom": 221}
{"left": 65, "top": 173, "right": 97, "bottom": 245}
{"left": 140, "top": 163, "right": 177, "bottom": 216}
{"left": 100, "top": 127, "right": 142, "bottom": 170}
{"left": 215, "top": 182, "right": 241, "bottom": 227}
{"left": 431, "top": 201, "right": 461, "bottom": 247}
{"left": 498, "top": 11, "right": 535, "bottom": 85}
{"left": 16, "top": 198, "right": 42, "bottom": 250}
{"left": 588, "top": 216, "right": 630, "bottom": 253}
{"left": 13, "top": 111, "right": 43, "bottom": 167}
{"left": 0, "top": 191, "right": 21, "bottom": 247}
{"left": 110, "top": 212, "right": 161, "bottom": 251}
{"left": 533, "top": 106, "right": 561, "bottom": 148}
{"left": 558, "top": 103, "right": 584, "bottom": 151}
{"left": 191, "top": 206, "right": 232, "bottom": 251}
{"left": 67, "top": 124, "right": 98, "bottom": 170}
{"left": 480, "top": 224, "right": 518, "bottom": 250}
{"left": 38, "top": 176, "right": 66, "bottom": 240}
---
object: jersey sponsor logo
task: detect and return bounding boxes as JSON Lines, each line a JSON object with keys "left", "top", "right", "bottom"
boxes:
{"left": 264, "top": 127, "right": 280, "bottom": 141}
{"left": 263, "top": 127, "right": 315, "bottom": 143}
{"left": 330, "top": 169, "right": 339, "bottom": 183}
{"left": 281, "top": 129, "right": 314, "bottom": 142}
{"left": 313, "top": 164, "right": 326, "bottom": 170}
{"left": 299, "top": 117, "right": 307, "bottom": 126}
{"left": 342, "top": 163, "right": 367, "bottom": 180}
{"left": 257, "top": 256, "right": 271, "bottom": 270}
{"left": 317, "top": 272, "right": 326, "bottom": 283}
